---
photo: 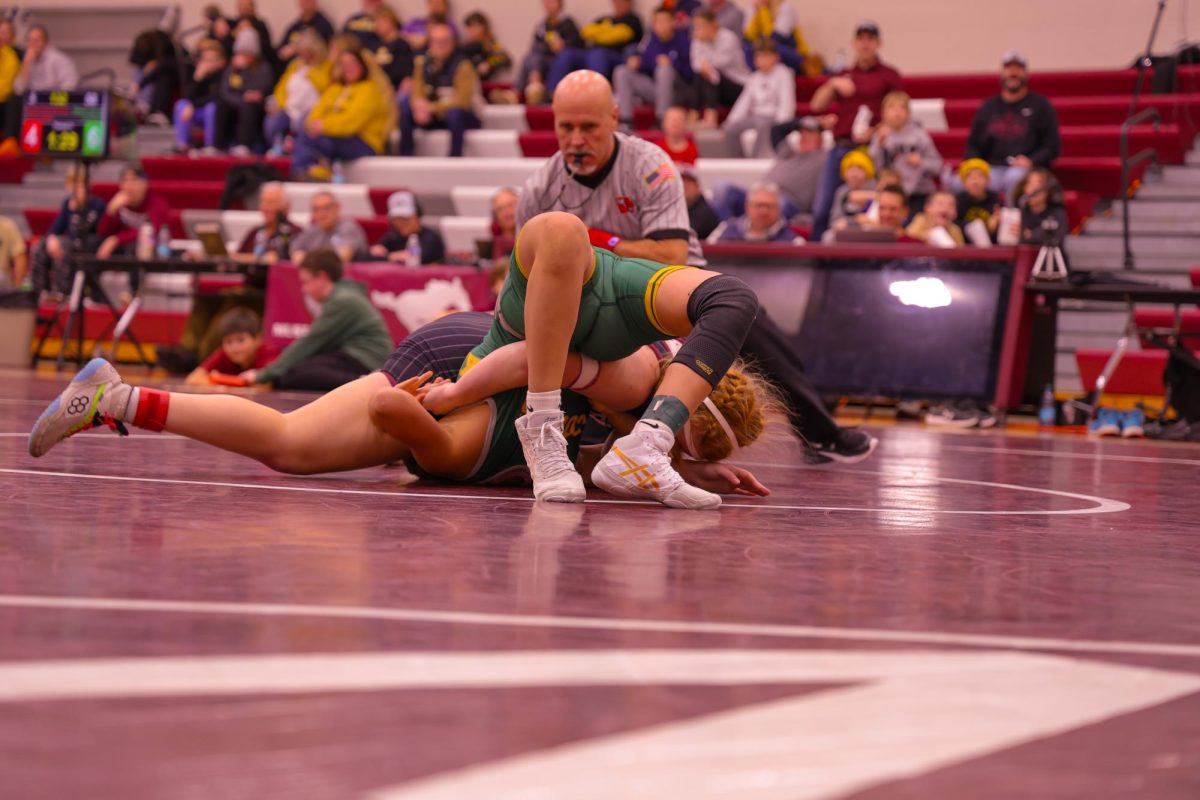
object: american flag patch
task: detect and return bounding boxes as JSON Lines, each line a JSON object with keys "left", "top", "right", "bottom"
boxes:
{"left": 643, "top": 162, "right": 675, "bottom": 190}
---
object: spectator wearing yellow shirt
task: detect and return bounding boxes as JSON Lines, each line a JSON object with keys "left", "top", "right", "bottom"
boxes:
{"left": 545, "top": 0, "right": 643, "bottom": 92}
{"left": 0, "top": 20, "right": 23, "bottom": 150}
{"left": 292, "top": 48, "right": 387, "bottom": 178}
{"left": 744, "top": 0, "right": 807, "bottom": 73}
{"left": 265, "top": 29, "right": 332, "bottom": 152}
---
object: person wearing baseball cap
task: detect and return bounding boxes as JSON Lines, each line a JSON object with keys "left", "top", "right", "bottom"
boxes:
{"left": 959, "top": 50, "right": 1060, "bottom": 202}
{"left": 808, "top": 19, "right": 903, "bottom": 240}
{"left": 368, "top": 190, "right": 446, "bottom": 265}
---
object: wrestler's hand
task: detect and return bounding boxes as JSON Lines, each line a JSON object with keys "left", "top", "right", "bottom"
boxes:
{"left": 394, "top": 371, "right": 433, "bottom": 397}
{"left": 418, "top": 378, "right": 463, "bottom": 415}
{"left": 677, "top": 460, "right": 770, "bottom": 497}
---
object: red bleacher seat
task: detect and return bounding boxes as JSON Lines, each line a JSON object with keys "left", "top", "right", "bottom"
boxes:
{"left": 140, "top": 155, "right": 293, "bottom": 183}
{"left": 1191, "top": 268, "right": 1200, "bottom": 288}
{"left": 92, "top": 180, "right": 232, "bottom": 210}
{"left": 1075, "top": 349, "right": 1168, "bottom": 395}
{"left": 932, "top": 125, "right": 1184, "bottom": 163}
{"left": 0, "top": 157, "right": 34, "bottom": 184}
{"left": 1133, "top": 309, "right": 1200, "bottom": 350}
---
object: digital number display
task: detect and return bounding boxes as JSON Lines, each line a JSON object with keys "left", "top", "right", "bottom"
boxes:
{"left": 20, "top": 90, "right": 110, "bottom": 160}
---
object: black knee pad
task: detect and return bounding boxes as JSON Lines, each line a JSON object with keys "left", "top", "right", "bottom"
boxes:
{"left": 673, "top": 274, "right": 759, "bottom": 389}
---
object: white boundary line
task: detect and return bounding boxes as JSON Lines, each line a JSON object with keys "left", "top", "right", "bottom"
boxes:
{"left": 0, "top": 467, "right": 1131, "bottom": 516}
{"left": 940, "top": 443, "right": 1200, "bottom": 466}
{"left": 1, "top": 593, "right": 1197, "bottom": 658}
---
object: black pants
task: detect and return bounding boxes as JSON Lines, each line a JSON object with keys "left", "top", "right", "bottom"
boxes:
{"left": 140, "top": 62, "right": 180, "bottom": 118}
{"left": 696, "top": 74, "right": 742, "bottom": 112}
{"left": 740, "top": 310, "right": 839, "bottom": 445}
{"left": 215, "top": 100, "right": 266, "bottom": 151}
{"left": 274, "top": 350, "right": 371, "bottom": 392}
{"left": 1, "top": 95, "right": 21, "bottom": 140}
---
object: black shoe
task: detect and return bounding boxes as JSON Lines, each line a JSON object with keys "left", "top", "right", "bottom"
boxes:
{"left": 925, "top": 399, "right": 982, "bottom": 428}
{"left": 805, "top": 427, "right": 879, "bottom": 464}
{"left": 1146, "top": 419, "right": 1193, "bottom": 441}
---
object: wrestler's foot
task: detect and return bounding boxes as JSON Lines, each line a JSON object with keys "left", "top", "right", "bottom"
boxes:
{"left": 29, "top": 358, "right": 132, "bottom": 457}
{"left": 592, "top": 421, "right": 721, "bottom": 510}
{"left": 515, "top": 410, "right": 586, "bottom": 503}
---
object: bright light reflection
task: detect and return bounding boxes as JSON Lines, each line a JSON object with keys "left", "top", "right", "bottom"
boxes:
{"left": 889, "top": 277, "right": 952, "bottom": 309}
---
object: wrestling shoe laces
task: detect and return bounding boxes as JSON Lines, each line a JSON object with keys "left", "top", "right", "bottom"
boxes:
{"left": 515, "top": 411, "right": 586, "bottom": 503}
{"left": 592, "top": 421, "right": 721, "bottom": 510}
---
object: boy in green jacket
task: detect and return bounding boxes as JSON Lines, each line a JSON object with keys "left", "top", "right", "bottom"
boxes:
{"left": 245, "top": 249, "right": 393, "bottom": 391}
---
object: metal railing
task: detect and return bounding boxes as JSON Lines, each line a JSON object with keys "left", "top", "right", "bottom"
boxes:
{"left": 1120, "top": 106, "right": 1161, "bottom": 270}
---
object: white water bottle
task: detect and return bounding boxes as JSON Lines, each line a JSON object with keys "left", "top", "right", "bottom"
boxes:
{"left": 405, "top": 233, "right": 422, "bottom": 265}
{"left": 156, "top": 224, "right": 172, "bottom": 259}
{"left": 136, "top": 223, "right": 155, "bottom": 260}
{"left": 852, "top": 105, "right": 873, "bottom": 141}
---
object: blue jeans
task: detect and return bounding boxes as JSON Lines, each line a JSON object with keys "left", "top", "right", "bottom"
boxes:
{"left": 291, "top": 131, "right": 376, "bottom": 172}
{"left": 711, "top": 182, "right": 802, "bottom": 222}
{"left": 811, "top": 144, "right": 852, "bottom": 241}
{"left": 399, "top": 96, "right": 481, "bottom": 157}
{"left": 172, "top": 99, "right": 217, "bottom": 148}
{"left": 547, "top": 47, "right": 625, "bottom": 91}
{"left": 264, "top": 112, "right": 294, "bottom": 148}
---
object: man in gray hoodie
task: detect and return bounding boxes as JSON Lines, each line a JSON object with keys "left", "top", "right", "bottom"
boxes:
{"left": 867, "top": 90, "right": 942, "bottom": 211}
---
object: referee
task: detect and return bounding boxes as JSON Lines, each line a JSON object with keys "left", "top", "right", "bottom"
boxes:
{"left": 518, "top": 70, "right": 876, "bottom": 463}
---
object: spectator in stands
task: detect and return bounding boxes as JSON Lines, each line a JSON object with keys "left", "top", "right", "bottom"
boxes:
{"left": 372, "top": 4, "right": 415, "bottom": 91}
{"left": 682, "top": 167, "right": 720, "bottom": 240}
{"left": 689, "top": 9, "right": 748, "bottom": 129}
{"left": 650, "top": 106, "right": 698, "bottom": 164}
{"left": 30, "top": 163, "right": 105, "bottom": 296}
{"left": 215, "top": 28, "right": 273, "bottom": 155}
{"left": 722, "top": 38, "right": 794, "bottom": 157}
{"left": 237, "top": 183, "right": 299, "bottom": 262}
{"left": 955, "top": 159, "right": 1001, "bottom": 242}
{"left": 546, "top": 0, "right": 644, "bottom": 91}
{"left": 517, "top": 0, "right": 583, "bottom": 106}
{"left": 489, "top": 187, "right": 518, "bottom": 259}
{"left": 400, "top": 23, "right": 482, "bottom": 158}
{"left": 291, "top": 191, "right": 368, "bottom": 264}
{"left": 809, "top": 20, "right": 902, "bottom": 240}
{"left": 462, "top": 11, "right": 511, "bottom": 82}
{"left": 266, "top": 29, "right": 332, "bottom": 153}
{"left": 827, "top": 149, "right": 877, "bottom": 235}
{"left": 708, "top": 181, "right": 803, "bottom": 243}
{"left": 1012, "top": 167, "right": 1069, "bottom": 253}
{"left": 246, "top": 248, "right": 393, "bottom": 391}
{"left": 859, "top": 185, "right": 915, "bottom": 241}
{"left": 129, "top": 29, "right": 180, "bottom": 123}
{"left": 203, "top": 5, "right": 235, "bottom": 55}
{"left": 403, "top": 0, "right": 456, "bottom": 53}
{"left": 328, "top": 32, "right": 400, "bottom": 132}
{"left": 96, "top": 164, "right": 170, "bottom": 293}
{"left": 905, "top": 190, "right": 965, "bottom": 246}
{"left": 278, "top": 0, "right": 335, "bottom": 63}
{"left": 369, "top": 190, "right": 446, "bottom": 265}
{"left": 172, "top": 39, "right": 227, "bottom": 154}
{"left": 0, "top": 21, "right": 19, "bottom": 150}
{"left": 0, "top": 214, "right": 27, "bottom": 291}
{"left": 707, "top": 0, "right": 744, "bottom": 34}
{"left": 867, "top": 91, "right": 941, "bottom": 212}
{"left": 292, "top": 47, "right": 388, "bottom": 178}
{"left": 713, "top": 115, "right": 824, "bottom": 222}
{"left": 613, "top": 5, "right": 692, "bottom": 129}
{"left": 185, "top": 308, "right": 279, "bottom": 386}
{"left": 13, "top": 25, "right": 78, "bottom": 94}
{"left": 343, "top": 0, "right": 384, "bottom": 51}
{"left": 963, "top": 52, "right": 1061, "bottom": 202}
{"left": 744, "top": 0, "right": 808, "bottom": 72}
{"left": 232, "top": 0, "right": 278, "bottom": 73}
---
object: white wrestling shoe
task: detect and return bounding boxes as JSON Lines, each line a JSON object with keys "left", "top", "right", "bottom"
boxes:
{"left": 28, "top": 358, "right": 132, "bottom": 457}
{"left": 515, "top": 410, "right": 586, "bottom": 503}
{"left": 592, "top": 421, "right": 721, "bottom": 510}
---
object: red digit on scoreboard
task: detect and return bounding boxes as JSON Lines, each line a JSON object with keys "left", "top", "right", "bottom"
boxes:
{"left": 20, "top": 120, "right": 43, "bottom": 155}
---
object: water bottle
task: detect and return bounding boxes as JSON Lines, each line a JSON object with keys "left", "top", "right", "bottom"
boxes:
{"left": 405, "top": 233, "right": 422, "bottom": 265}
{"left": 331, "top": 161, "right": 344, "bottom": 184}
{"left": 253, "top": 228, "right": 268, "bottom": 259}
{"left": 851, "top": 105, "right": 873, "bottom": 142}
{"left": 155, "top": 224, "right": 172, "bottom": 259}
{"left": 1038, "top": 384, "right": 1056, "bottom": 427}
{"left": 136, "top": 222, "right": 155, "bottom": 261}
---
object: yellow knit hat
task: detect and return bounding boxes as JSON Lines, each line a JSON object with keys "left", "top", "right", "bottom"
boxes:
{"left": 958, "top": 158, "right": 991, "bottom": 180}
{"left": 840, "top": 149, "right": 876, "bottom": 180}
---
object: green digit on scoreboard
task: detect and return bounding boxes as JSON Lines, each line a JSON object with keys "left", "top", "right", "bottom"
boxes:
{"left": 82, "top": 120, "right": 103, "bottom": 157}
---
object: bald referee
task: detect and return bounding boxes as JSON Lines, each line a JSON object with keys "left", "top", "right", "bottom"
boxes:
{"left": 519, "top": 71, "right": 876, "bottom": 463}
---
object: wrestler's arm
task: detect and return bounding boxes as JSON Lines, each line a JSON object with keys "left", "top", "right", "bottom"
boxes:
{"left": 420, "top": 343, "right": 660, "bottom": 415}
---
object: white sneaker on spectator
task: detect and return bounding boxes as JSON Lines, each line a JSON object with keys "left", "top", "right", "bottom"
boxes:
{"left": 515, "top": 411, "right": 586, "bottom": 503}
{"left": 592, "top": 421, "right": 721, "bottom": 509}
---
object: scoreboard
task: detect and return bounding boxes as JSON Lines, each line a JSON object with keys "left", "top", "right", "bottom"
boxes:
{"left": 20, "top": 90, "right": 111, "bottom": 160}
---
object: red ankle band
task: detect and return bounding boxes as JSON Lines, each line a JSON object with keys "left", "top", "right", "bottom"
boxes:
{"left": 133, "top": 388, "right": 170, "bottom": 432}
